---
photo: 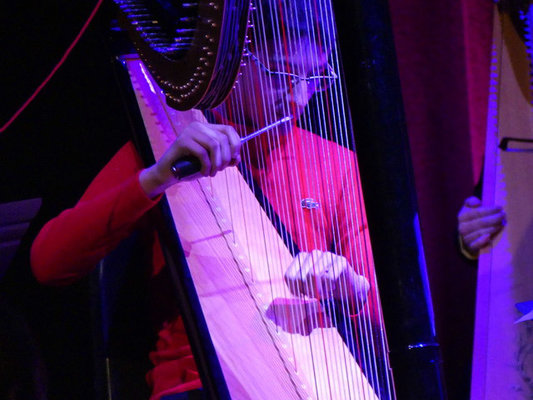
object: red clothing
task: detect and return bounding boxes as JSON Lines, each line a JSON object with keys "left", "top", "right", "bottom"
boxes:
{"left": 248, "top": 127, "right": 368, "bottom": 271}
{"left": 31, "top": 141, "right": 161, "bottom": 285}
{"left": 30, "top": 142, "right": 200, "bottom": 399}
{"left": 31, "top": 128, "right": 372, "bottom": 399}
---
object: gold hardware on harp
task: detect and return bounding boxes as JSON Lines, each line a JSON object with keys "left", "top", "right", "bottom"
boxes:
{"left": 114, "top": 0, "right": 250, "bottom": 110}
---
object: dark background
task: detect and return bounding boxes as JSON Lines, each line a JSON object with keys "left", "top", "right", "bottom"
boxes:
{"left": 0, "top": 1, "right": 493, "bottom": 399}
{"left": 0, "top": 2, "right": 131, "bottom": 399}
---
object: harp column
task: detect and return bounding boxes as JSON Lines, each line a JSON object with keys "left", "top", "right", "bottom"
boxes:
{"left": 332, "top": 0, "right": 447, "bottom": 399}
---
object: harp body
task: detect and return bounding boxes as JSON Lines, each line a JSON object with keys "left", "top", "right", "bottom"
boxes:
{"left": 113, "top": 0, "right": 448, "bottom": 398}
{"left": 471, "top": 5, "right": 533, "bottom": 399}
{"left": 124, "top": 57, "right": 379, "bottom": 399}
{"left": 114, "top": 0, "right": 249, "bottom": 110}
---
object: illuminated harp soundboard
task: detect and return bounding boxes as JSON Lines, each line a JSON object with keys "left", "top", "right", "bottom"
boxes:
{"left": 472, "top": 2, "right": 533, "bottom": 399}
{"left": 112, "top": 0, "right": 437, "bottom": 399}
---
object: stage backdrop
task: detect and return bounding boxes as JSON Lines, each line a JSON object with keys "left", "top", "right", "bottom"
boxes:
{"left": 388, "top": 1, "right": 493, "bottom": 399}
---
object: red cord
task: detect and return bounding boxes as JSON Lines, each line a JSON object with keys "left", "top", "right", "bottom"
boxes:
{"left": 0, "top": 0, "right": 105, "bottom": 133}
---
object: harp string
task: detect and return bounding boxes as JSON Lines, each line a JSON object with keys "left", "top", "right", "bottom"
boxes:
{"left": 210, "top": 0, "right": 392, "bottom": 397}
{"left": 251, "top": 3, "right": 330, "bottom": 383}
{"left": 312, "top": 5, "right": 373, "bottom": 394}
{"left": 270, "top": 0, "right": 362, "bottom": 390}
{"left": 298, "top": 0, "right": 350, "bottom": 370}
{"left": 280, "top": 3, "right": 351, "bottom": 393}
{"left": 315, "top": 1, "right": 393, "bottom": 394}
{"left": 240, "top": 8, "right": 308, "bottom": 375}
{"left": 225, "top": 37, "right": 303, "bottom": 355}
{"left": 253, "top": 0, "right": 314, "bottom": 356}
{"left": 307, "top": 0, "right": 374, "bottom": 386}
{"left": 317, "top": 0, "right": 391, "bottom": 395}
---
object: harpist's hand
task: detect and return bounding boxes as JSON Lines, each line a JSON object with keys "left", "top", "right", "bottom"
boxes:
{"left": 140, "top": 121, "right": 241, "bottom": 198}
{"left": 457, "top": 196, "right": 506, "bottom": 259}
{"left": 284, "top": 250, "right": 370, "bottom": 307}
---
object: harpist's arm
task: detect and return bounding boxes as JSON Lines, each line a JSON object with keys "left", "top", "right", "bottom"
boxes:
{"left": 31, "top": 122, "right": 242, "bottom": 286}
{"left": 31, "top": 142, "right": 159, "bottom": 286}
{"left": 139, "top": 122, "right": 241, "bottom": 197}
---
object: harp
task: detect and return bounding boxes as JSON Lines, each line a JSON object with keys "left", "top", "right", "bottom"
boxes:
{"left": 471, "top": 2, "right": 533, "bottom": 398}
{"left": 113, "top": 0, "right": 445, "bottom": 398}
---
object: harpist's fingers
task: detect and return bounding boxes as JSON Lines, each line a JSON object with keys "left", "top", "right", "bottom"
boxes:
{"left": 184, "top": 139, "right": 212, "bottom": 176}
{"left": 464, "top": 196, "right": 482, "bottom": 208}
{"left": 191, "top": 127, "right": 221, "bottom": 176}
{"left": 284, "top": 252, "right": 312, "bottom": 296}
{"left": 468, "top": 233, "right": 492, "bottom": 251}
{"left": 463, "top": 226, "right": 499, "bottom": 244}
{"left": 212, "top": 124, "right": 241, "bottom": 162}
{"left": 458, "top": 206, "right": 504, "bottom": 224}
{"left": 458, "top": 212, "right": 505, "bottom": 238}
{"left": 206, "top": 126, "right": 231, "bottom": 170}
{"left": 334, "top": 270, "right": 370, "bottom": 308}
{"left": 303, "top": 251, "right": 328, "bottom": 297}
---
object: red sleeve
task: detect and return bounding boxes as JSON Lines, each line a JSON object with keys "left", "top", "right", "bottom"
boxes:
{"left": 31, "top": 141, "right": 161, "bottom": 286}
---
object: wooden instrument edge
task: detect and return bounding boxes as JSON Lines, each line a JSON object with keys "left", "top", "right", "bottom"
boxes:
{"left": 472, "top": 6, "right": 533, "bottom": 399}
{"left": 123, "top": 56, "right": 379, "bottom": 400}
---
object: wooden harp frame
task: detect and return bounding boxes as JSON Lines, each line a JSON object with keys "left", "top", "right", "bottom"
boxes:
{"left": 471, "top": 3, "right": 533, "bottom": 398}
{"left": 114, "top": 0, "right": 249, "bottom": 110}
{"left": 112, "top": 0, "right": 447, "bottom": 398}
